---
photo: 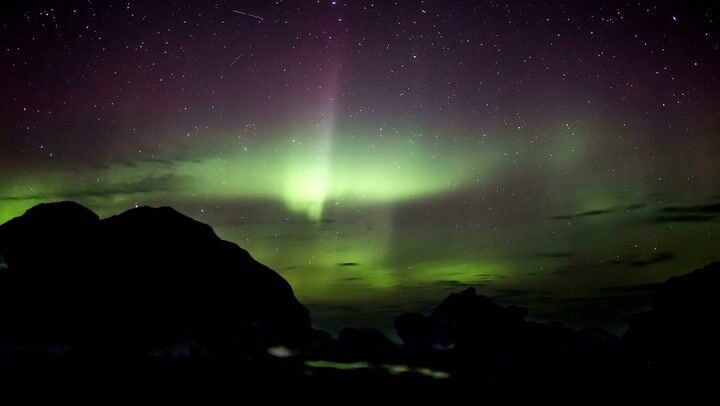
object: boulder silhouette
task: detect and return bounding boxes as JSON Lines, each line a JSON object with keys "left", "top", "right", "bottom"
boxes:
{"left": 395, "top": 288, "right": 617, "bottom": 375}
{"left": 0, "top": 202, "right": 312, "bottom": 357}
{"left": 623, "top": 261, "right": 720, "bottom": 366}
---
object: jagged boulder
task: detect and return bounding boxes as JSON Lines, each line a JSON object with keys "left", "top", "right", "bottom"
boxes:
{"left": 395, "top": 288, "right": 617, "bottom": 372}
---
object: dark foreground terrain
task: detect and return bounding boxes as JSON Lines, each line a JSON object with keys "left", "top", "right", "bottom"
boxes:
{"left": 0, "top": 202, "right": 718, "bottom": 393}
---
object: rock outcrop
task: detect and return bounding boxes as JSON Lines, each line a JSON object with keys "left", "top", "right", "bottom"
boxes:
{"left": 0, "top": 202, "right": 313, "bottom": 357}
{"left": 623, "top": 262, "right": 720, "bottom": 365}
{"left": 395, "top": 287, "right": 618, "bottom": 374}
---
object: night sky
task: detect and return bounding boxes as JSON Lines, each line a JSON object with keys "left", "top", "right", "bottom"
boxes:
{"left": 2, "top": 0, "right": 720, "bottom": 334}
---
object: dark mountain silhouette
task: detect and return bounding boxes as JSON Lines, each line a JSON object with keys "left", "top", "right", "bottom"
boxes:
{"left": 0, "top": 201, "right": 314, "bottom": 357}
{"left": 623, "top": 262, "right": 720, "bottom": 366}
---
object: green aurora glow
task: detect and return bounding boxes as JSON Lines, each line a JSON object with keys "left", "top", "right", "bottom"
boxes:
{"left": 1, "top": 123, "right": 720, "bottom": 334}
{"left": 0, "top": 126, "right": 509, "bottom": 222}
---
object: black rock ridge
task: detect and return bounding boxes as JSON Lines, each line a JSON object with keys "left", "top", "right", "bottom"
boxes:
{"left": 0, "top": 202, "right": 314, "bottom": 357}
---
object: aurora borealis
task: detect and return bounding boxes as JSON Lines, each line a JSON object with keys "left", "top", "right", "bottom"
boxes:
{"left": 2, "top": 1, "right": 720, "bottom": 334}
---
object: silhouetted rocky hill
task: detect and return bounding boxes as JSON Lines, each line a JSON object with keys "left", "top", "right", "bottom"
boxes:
{"left": 0, "top": 202, "right": 314, "bottom": 357}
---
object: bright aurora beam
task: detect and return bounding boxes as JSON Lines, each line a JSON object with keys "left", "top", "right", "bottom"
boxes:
{"left": 283, "top": 68, "right": 340, "bottom": 221}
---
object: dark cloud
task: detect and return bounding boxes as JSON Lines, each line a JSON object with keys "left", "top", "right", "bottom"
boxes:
{"left": 493, "top": 288, "right": 535, "bottom": 299}
{"left": 629, "top": 252, "right": 676, "bottom": 268}
{"left": 547, "top": 253, "right": 675, "bottom": 276}
{"left": 551, "top": 209, "right": 615, "bottom": 220}
{"left": 647, "top": 201, "right": 720, "bottom": 223}
{"left": 660, "top": 202, "right": 720, "bottom": 214}
{"left": 648, "top": 214, "right": 717, "bottom": 223}
{"left": 593, "top": 253, "right": 677, "bottom": 268}
{"left": 402, "top": 280, "right": 483, "bottom": 293}
{"left": 113, "top": 155, "right": 200, "bottom": 169}
{"left": 0, "top": 174, "right": 190, "bottom": 201}
{"left": 434, "top": 280, "right": 478, "bottom": 290}
{"left": 551, "top": 203, "right": 646, "bottom": 221}
{"left": 550, "top": 263, "right": 609, "bottom": 274}
{"left": 549, "top": 259, "right": 628, "bottom": 275}
{"left": 595, "top": 283, "right": 663, "bottom": 295}
{"left": 552, "top": 267, "right": 580, "bottom": 275}
{"left": 264, "top": 233, "right": 319, "bottom": 241}
{"left": 534, "top": 252, "right": 572, "bottom": 259}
